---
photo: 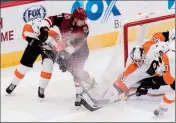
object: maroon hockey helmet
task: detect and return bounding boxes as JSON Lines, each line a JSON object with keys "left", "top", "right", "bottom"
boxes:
{"left": 73, "top": 8, "right": 87, "bottom": 20}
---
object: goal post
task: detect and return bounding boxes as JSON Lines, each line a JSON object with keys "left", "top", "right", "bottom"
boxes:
{"left": 99, "top": 10, "right": 175, "bottom": 85}
{"left": 123, "top": 12, "right": 175, "bottom": 66}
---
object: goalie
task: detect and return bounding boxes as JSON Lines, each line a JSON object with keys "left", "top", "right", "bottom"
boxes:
{"left": 102, "top": 29, "right": 175, "bottom": 103}
{"left": 5, "top": 8, "right": 95, "bottom": 107}
{"left": 80, "top": 29, "right": 175, "bottom": 110}
{"left": 135, "top": 42, "right": 175, "bottom": 116}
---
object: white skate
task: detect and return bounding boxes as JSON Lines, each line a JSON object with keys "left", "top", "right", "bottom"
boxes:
{"left": 154, "top": 106, "right": 168, "bottom": 116}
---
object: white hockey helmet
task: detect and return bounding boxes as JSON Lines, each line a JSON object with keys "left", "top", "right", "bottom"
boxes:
{"left": 154, "top": 41, "right": 170, "bottom": 57}
{"left": 30, "top": 18, "right": 43, "bottom": 34}
{"left": 169, "top": 29, "right": 175, "bottom": 41}
{"left": 130, "top": 46, "right": 145, "bottom": 66}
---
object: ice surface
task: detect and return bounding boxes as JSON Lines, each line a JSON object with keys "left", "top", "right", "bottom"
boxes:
{"left": 1, "top": 46, "right": 175, "bottom": 122}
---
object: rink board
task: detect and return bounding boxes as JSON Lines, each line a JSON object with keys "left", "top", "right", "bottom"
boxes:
{"left": 1, "top": 20, "right": 174, "bottom": 68}
{"left": 0, "top": 1, "right": 174, "bottom": 68}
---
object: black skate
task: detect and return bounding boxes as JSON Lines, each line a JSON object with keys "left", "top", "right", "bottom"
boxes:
{"left": 38, "top": 87, "right": 45, "bottom": 99}
{"left": 75, "top": 94, "right": 83, "bottom": 109}
{"left": 6, "top": 83, "right": 17, "bottom": 94}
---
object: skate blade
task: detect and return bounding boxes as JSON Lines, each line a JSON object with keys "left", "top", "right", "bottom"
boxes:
{"left": 38, "top": 97, "right": 44, "bottom": 102}
{"left": 5, "top": 92, "right": 12, "bottom": 96}
{"left": 5, "top": 93, "right": 11, "bottom": 96}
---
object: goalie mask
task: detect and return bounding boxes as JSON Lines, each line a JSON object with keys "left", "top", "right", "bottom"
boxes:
{"left": 130, "top": 46, "right": 145, "bottom": 67}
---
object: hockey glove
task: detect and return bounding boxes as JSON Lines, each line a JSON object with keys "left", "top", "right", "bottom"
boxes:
{"left": 151, "top": 76, "right": 165, "bottom": 89}
{"left": 136, "top": 76, "right": 163, "bottom": 96}
{"left": 136, "top": 87, "right": 148, "bottom": 96}
{"left": 38, "top": 26, "right": 49, "bottom": 43}
{"left": 136, "top": 78, "right": 152, "bottom": 96}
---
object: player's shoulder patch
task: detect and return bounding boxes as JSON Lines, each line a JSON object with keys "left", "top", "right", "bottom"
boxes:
{"left": 63, "top": 13, "right": 72, "bottom": 19}
{"left": 83, "top": 24, "right": 89, "bottom": 33}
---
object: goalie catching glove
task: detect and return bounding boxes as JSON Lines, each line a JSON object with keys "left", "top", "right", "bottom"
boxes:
{"left": 136, "top": 76, "right": 166, "bottom": 96}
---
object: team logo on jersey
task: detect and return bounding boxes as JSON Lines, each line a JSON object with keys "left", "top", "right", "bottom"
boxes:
{"left": 23, "top": 6, "right": 46, "bottom": 23}
{"left": 153, "top": 62, "right": 157, "bottom": 69}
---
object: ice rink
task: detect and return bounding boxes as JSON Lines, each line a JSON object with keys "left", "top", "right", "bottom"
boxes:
{"left": 1, "top": 46, "right": 175, "bottom": 122}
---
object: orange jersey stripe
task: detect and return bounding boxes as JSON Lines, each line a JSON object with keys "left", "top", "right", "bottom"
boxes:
{"left": 48, "top": 29, "right": 59, "bottom": 40}
{"left": 114, "top": 81, "right": 128, "bottom": 92}
{"left": 40, "top": 71, "right": 52, "bottom": 79}
{"left": 152, "top": 32, "right": 166, "bottom": 42}
{"left": 162, "top": 54, "right": 175, "bottom": 85}
{"left": 48, "top": 30, "right": 66, "bottom": 50}
{"left": 163, "top": 95, "right": 175, "bottom": 104}
{"left": 22, "top": 24, "right": 34, "bottom": 40}
{"left": 124, "top": 62, "right": 138, "bottom": 75}
{"left": 114, "top": 63, "right": 138, "bottom": 92}
{"left": 142, "top": 40, "right": 155, "bottom": 53}
{"left": 142, "top": 32, "right": 165, "bottom": 54}
{"left": 14, "top": 69, "right": 25, "bottom": 79}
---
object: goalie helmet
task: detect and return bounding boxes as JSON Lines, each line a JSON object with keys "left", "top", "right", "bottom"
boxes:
{"left": 130, "top": 46, "right": 145, "bottom": 67}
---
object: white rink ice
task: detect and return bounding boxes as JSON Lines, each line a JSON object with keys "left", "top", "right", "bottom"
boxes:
{"left": 1, "top": 46, "right": 175, "bottom": 122}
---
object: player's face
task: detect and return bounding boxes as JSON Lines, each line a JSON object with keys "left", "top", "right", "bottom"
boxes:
{"left": 74, "top": 18, "right": 86, "bottom": 27}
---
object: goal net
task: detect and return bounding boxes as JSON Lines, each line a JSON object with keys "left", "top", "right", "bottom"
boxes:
{"left": 99, "top": 10, "right": 175, "bottom": 86}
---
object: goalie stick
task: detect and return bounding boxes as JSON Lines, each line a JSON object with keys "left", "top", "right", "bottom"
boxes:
{"left": 81, "top": 87, "right": 165, "bottom": 112}
{"left": 81, "top": 92, "right": 136, "bottom": 112}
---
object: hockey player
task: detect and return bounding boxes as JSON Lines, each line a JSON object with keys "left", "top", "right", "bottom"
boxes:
{"left": 102, "top": 29, "right": 175, "bottom": 103}
{"left": 6, "top": 8, "right": 95, "bottom": 107}
{"left": 135, "top": 41, "right": 175, "bottom": 116}
{"left": 5, "top": 18, "right": 59, "bottom": 99}
{"left": 79, "top": 29, "right": 175, "bottom": 110}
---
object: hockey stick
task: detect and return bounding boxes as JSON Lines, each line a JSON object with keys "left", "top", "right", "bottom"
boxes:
{"left": 114, "top": 92, "right": 136, "bottom": 103}
{"left": 81, "top": 87, "right": 164, "bottom": 112}
{"left": 83, "top": 92, "right": 136, "bottom": 112}
{"left": 38, "top": 41, "right": 103, "bottom": 108}
{"left": 79, "top": 81, "right": 105, "bottom": 105}
{"left": 128, "top": 87, "right": 165, "bottom": 97}
{"left": 38, "top": 42, "right": 66, "bottom": 66}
